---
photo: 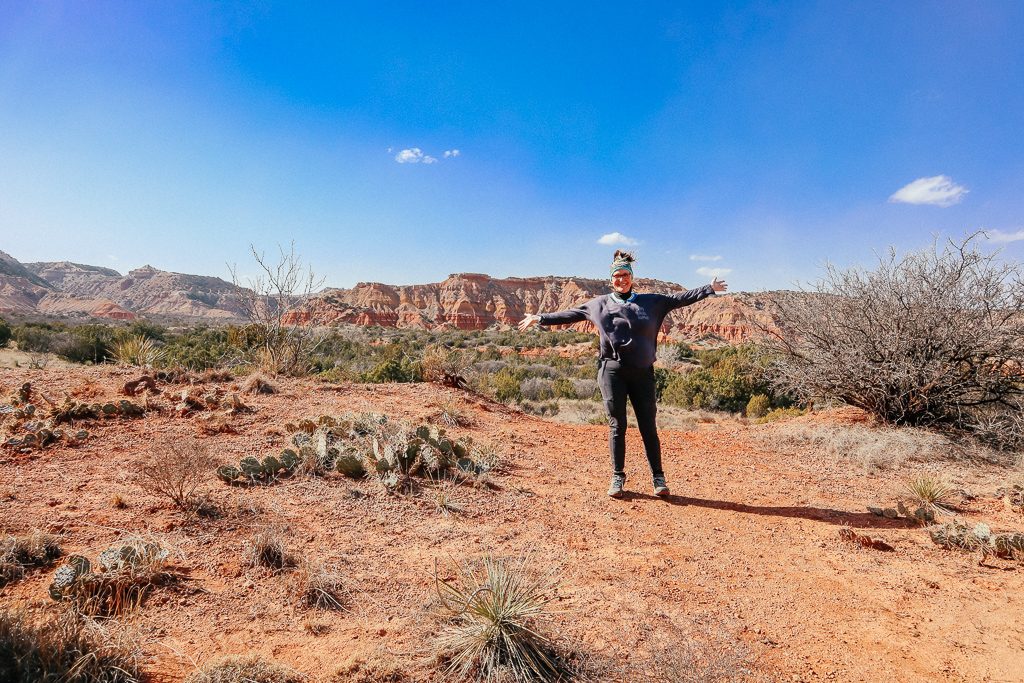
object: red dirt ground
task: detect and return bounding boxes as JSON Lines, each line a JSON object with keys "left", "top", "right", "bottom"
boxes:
{"left": 1, "top": 365, "right": 1022, "bottom": 682}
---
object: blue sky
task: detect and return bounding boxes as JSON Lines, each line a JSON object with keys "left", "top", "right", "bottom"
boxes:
{"left": 1, "top": 1, "right": 1022, "bottom": 291}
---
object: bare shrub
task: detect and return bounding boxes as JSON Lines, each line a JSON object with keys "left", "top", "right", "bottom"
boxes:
{"left": 133, "top": 437, "right": 217, "bottom": 510}
{"left": 186, "top": 655, "right": 305, "bottom": 683}
{"left": 645, "top": 624, "right": 751, "bottom": 683}
{"left": 520, "top": 377, "right": 555, "bottom": 401}
{"left": 571, "top": 379, "right": 600, "bottom": 400}
{"left": 0, "top": 607, "right": 143, "bottom": 683}
{"left": 229, "top": 242, "right": 325, "bottom": 376}
{"left": 764, "top": 234, "right": 1024, "bottom": 450}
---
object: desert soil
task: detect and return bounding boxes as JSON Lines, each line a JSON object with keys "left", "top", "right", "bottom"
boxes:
{"left": 1, "top": 364, "right": 1022, "bottom": 682}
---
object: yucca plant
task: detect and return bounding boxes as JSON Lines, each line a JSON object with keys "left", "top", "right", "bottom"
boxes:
{"left": 430, "top": 477, "right": 464, "bottom": 517}
{"left": 905, "top": 475, "right": 956, "bottom": 516}
{"left": 112, "top": 335, "right": 166, "bottom": 368}
{"left": 434, "top": 555, "right": 565, "bottom": 682}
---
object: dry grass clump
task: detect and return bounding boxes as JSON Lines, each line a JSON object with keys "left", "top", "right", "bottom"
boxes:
{"left": 761, "top": 422, "right": 956, "bottom": 473}
{"left": 328, "top": 654, "right": 409, "bottom": 682}
{"left": 432, "top": 400, "right": 472, "bottom": 428}
{"left": 132, "top": 436, "right": 218, "bottom": 510}
{"left": 0, "top": 608, "right": 143, "bottom": 683}
{"left": 294, "top": 561, "right": 347, "bottom": 610}
{"left": 905, "top": 475, "right": 956, "bottom": 515}
{"left": 644, "top": 620, "right": 750, "bottom": 683}
{"left": 0, "top": 530, "right": 62, "bottom": 586}
{"left": 246, "top": 528, "right": 295, "bottom": 571}
{"left": 200, "top": 368, "right": 235, "bottom": 383}
{"left": 186, "top": 655, "right": 305, "bottom": 683}
{"left": 242, "top": 373, "right": 277, "bottom": 395}
{"left": 434, "top": 554, "right": 566, "bottom": 683}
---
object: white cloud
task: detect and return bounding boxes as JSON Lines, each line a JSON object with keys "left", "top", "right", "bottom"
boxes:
{"left": 597, "top": 232, "right": 639, "bottom": 246}
{"left": 696, "top": 266, "right": 732, "bottom": 278}
{"left": 394, "top": 147, "right": 452, "bottom": 164}
{"left": 395, "top": 148, "right": 425, "bottom": 163}
{"left": 984, "top": 228, "right": 1024, "bottom": 243}
{"left": 689, "top": 254, "right": 722, "bottom": 262}
{"left": 889, "top": 175, "right": 968, "bottom": 207}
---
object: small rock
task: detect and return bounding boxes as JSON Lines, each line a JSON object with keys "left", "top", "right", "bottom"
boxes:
{"left": 867, "top": 506, "right": 883, "bottom": 516}
{"left": 882, "top": 508, "right": 899, "bottom": 519}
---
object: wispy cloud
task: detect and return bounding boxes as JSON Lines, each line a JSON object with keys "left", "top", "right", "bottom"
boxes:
{"left": 394, "top": 147, "right": 459, "bottom": 164}
{"left": 597, "top": 232, "right": 638, "bottom": 246}
{"left": 889, "top": 175, "right": 968, "bottom": 207}
{"left": 689, "top": 254, "right": 722, "bottom": 262}
{"left": 984, "top": 228, "right": 1024, "bottom": 243}
{"left": 696, "top": 266, "right": 731, "bottom": 278}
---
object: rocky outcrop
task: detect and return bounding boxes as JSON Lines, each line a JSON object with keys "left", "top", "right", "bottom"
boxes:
{"left": 0, "top": 250, "right": 54, "bottom": 314}
{"left": 1, "top": 250, "right": 781, "bottom": 342}
{"left": 288, "top": 273, "right": 779, "bottom": 343}
{"left": 24, "top": 262, "right": 247, "bottom": 320}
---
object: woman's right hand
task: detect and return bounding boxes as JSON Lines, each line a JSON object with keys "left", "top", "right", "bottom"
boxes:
{"left": 518, "top": 314, "right": 541, "bottom": 331}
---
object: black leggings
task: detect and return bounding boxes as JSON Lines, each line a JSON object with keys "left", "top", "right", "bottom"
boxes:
{"left": 597, "top": 359, "right": 663, "bottom": 477}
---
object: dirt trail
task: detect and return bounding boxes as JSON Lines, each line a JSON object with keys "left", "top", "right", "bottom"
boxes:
{"left": 1, "top": 366, "right": 1022, "bottom": 682}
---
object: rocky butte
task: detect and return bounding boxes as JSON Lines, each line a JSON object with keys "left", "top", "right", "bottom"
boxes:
{"left": 286, "top": 273, "right": 778, "bottom": 344}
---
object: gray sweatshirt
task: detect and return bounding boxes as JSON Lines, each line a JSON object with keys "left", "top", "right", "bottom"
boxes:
{"left": 539, "top": 285, "right": 715, "bottom": 368}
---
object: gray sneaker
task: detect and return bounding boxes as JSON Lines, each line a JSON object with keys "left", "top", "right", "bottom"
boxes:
{"left": 607, "top": 473, "right": 626, "bottom": 498}
{"left": 653, "top": 475, "right": 670, "bottom": 497}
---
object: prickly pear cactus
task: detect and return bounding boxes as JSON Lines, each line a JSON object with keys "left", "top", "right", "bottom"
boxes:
{"left": 262, "top": 455, "right": 284, "bottom": 476}
{"left": 217, "top": 465, "right": 241, "bottom": 483}
{"left": 239, "top": 456, "right": 264, "bottom": 480}
{"left": 49, "top": 555, "right": 92, "bottom": 600}
{"left": 279, "top": 449, "right": 300, "bottom": 470}
{"left": 335, "top": 449, "right": 366, "bottom": 478}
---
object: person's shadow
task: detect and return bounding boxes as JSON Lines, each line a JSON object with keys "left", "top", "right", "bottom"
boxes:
{"left": 618, "top": 492, "right": 912, "bottom": 529}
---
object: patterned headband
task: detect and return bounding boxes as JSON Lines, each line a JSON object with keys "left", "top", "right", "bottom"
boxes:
{"left": 610, "top": 260, "right": 633, "bottom": 276}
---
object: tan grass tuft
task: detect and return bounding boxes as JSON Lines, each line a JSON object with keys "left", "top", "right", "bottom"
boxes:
{"left": 186, "top": 655, "right": 305, "bottom": 683}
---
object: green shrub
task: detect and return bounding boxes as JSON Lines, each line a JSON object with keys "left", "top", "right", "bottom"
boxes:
{"left": 161, "top": 327, "right": 236, "bottom": 370}
{"left": 492, "top": 368, "right": 523, "bottom": 403}
{"left": 745, "top": 394, "right": 771, "bottom": 418}
{"left": 0, "top": 317, "right": 11, "bottom": 348}
{"left": 661, "top": 345, "right": 792, "bottom": 413}
{"left": 757, "top": 407, "right": 804, "bottom": 423}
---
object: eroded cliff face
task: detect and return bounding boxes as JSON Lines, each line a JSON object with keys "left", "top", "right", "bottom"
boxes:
{"left": 288, "top": 273, "right": 778, "bottom": 343}
{"left": 24, "top": 262, "right": 247, "bottom": 320}
{"left": 2, "top": 251, "right": 779, "bottom": 342}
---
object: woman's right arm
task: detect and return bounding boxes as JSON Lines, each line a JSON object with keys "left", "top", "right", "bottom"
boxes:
{"left": 518, "top": 304, "right": 590, "bottom": 331}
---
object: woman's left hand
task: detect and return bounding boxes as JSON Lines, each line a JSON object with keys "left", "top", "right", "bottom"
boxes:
{"left": 711, "top": 277, "right": 728, "bottom": 292}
